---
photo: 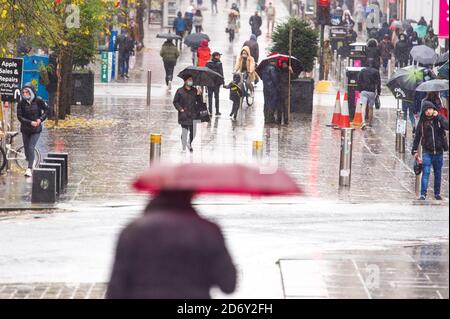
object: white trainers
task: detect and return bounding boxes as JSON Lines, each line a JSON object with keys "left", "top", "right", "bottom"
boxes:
{"left": 24, "top": 168, "right": 32, "bottom": 177}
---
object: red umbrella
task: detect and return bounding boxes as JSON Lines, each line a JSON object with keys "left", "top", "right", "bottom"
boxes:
{"left": 132, "top": 163, "right": 302, "bottom": 196}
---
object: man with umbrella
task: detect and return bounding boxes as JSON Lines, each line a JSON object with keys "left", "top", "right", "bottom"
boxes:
{"left": 261, "top": 58, "right": 280, "bottom": 124}
{"left": 206, "top": 52, "right": 225, "bottom": 116}
{"left": 173, "top": 74, "right": 203, "bottom": 152}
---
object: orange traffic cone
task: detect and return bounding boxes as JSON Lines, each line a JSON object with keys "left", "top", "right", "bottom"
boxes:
{"left": 339, "top": 92, "right": 351, "bottom": 128}
{"left": 328, "top": 90, "right": 341, "bottom": 128}
{"left": 352, "top": 98, "right": 363, "bottom": 128}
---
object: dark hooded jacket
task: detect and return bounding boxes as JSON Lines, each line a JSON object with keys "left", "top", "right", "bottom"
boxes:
{"left": 173, "top": 85, "right": 202, "bottom": 126}
{"left": 17, "top": 86, "right": 50, "bottom": 134}
{"left": 412, "top": 102, "right": 449, "bottom": 155}
{"left": 357, "top": 67, "right": 381, "bottom": 94}
{"left": 262, "top": 63, "right": 280, "bottom": 111}
{"left": 365, "top": 39, "right": 381, "bottom": 70}
{"left": 395, "top": 35, "right": 410, "bottom": 62}
{"left": 205, "top": 58, "right": 225, "bottom": 87}
{"left": 243, "top": 35, "right": 259, "bottom": 63}
{"left": 106, "top": 191, "right": 237, "bottom": 299}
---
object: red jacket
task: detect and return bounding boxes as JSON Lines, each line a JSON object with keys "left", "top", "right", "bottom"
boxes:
{"left": 197, "top": 39, "right": 211, "bottom": 67}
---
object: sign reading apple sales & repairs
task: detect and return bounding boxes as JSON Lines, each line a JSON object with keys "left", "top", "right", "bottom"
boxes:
{"left": 0, "top": 58, "right": 23, "bottom": 102}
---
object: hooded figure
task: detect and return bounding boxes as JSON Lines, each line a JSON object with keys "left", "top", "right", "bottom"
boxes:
{"left": 412, "top": 102, "right": 449, "bottom": 200}
{"left": 365, "top": 39, "right": 381, "bottom": 70}
{"left": 243, "top": 34, "right": 260, "bottom": 63}
{"left": 395, "top": 33, "right": 410, "bottom": 68}
{"left": 106, "top": 190, "right": 237, "bottom": 299}
{"left": 17, "top": 85, "right": 50, "bottom": 177}
{"left": 261, "top": 59, "right": 280, "bottom": 124}
{"left": 234, "top": 46, "right": 257, "bottom": 82}
{"left": 415, "top": 18, "right": 428, "bottom": 39}
{"left": 197, "top": 39, "right": 211, "bottom": 67}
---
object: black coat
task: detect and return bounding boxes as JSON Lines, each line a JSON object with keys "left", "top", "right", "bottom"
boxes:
{"left": 243, "top": 39, "right": 259, "bottom": 63}
{"left": 365, "top": 46, "right": 381, "bottom": 70}
{"left": 173, "top": 86, "right": 202, "bottom": 126}
{"left": 357, "top": 67, "right": 381, "bottom": 94}
{"left": 205, "top": 60, "right": 225, "bottom": 87}
{"left": 17, "top": 87, "right": 50, "bottom": 134}
{"left": 249, "top": 15, "right": 262, "bottom": 33}
{"left": 413, "top": 115, "right": 449, "bottom": 155}
{"left": 395, "top": 39, "right": 410, "bottom": 62}
{"left": 262, "top": 64, "right": 280, "bottom": 111}
{"left": 106, "top": 192, "right": 237, "bottom": 299}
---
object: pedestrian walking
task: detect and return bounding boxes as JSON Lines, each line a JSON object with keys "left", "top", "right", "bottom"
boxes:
{"left": 173, "top": 76, "right": 203, "bottom": 152}
{"left": 160, "top": 39, "right": 180, "bottom": 90}
{"left": 211, "top": 0, "right": 218, "bottom": 14}
{"left": 106, "top": 190, "right": 237, "bottom": 299}
{"left": 193, "top": 10, "right": 203, "bottom": 33}
{"left": 243, "top": 34, "right": 259, "bottom": 64}
{"left": 261, "top": 58, "right": 280, "bottom": 124}
{"left": 184, "top": 12, "right": 194, "bottom": 35}
{"left": 422, "top": 91, "right": 447, "bottom": 118}
{"left": 341, "top": 10, "right": 355, "bottom": 31}
{"left": 412, "top": 101, "right": 449, "bottom": 201}
{"left": 249, "top": 11, "right": 262, "bottom": 38}
{"left": 115, "top": 29, "right": 135, "bottom": 79}
{"left": 257, "top": 0, "right": 265, "bottom": 15}
{"left": 395, "top": 34, "right": 410, "bottom": 68}
{"left": 357, "top": 62, "right": 381, "bottom": 129}
{"left": 173, "top": 11, "right": 187, "bottom": 49}
{"left": 197, "top": 39, "right": 211, "bottom": 67}
{"left": 224, "top": 73, "right": 244, "bottom": 121}
{"left": 278, "top": 60, "right": 293, "bottom": 125}
{"left": 365, "top": 38, "right": 381, "bottom": 70}
{"left": 16, "top": 85, "right": 50, "bottom": 177}
{"left": 377, "top": 22, "right": 391, "bottom": 43}
{"left": 227, "top": 6, "right": 239, "bottom": 42}
{"left": 206, "top": 52, "right": 225, "bottom": 115}
{"left": 424, "top": 28, "right": 439, "bottom": 51}
{"left": 379, "top": 34, "right": 394, "bottom": 75}
{"left": 415, "top": 17, "right": 428, "bottom": 39}
{"left": 322, "top": 39, "right": 333, "bottom": 81}
{"left": 265, "top": 2, "right": 276, "bottom": 36}
{"left": 354, "top": 3, "right": 365, "bottom": 34}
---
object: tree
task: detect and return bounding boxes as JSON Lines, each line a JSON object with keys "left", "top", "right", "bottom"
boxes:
{"left": 0, "top": 0, "right": 122, "bottom": 122}
{"left": 270, "top": 17, "right": 319, "bottom": 73}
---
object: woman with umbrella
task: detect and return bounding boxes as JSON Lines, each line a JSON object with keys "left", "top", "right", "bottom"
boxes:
{"left": 173, "top": 74, "right": 203, "bottom": 152}
{"left": 227, "top": 5, "right": 240, "bottom": 43}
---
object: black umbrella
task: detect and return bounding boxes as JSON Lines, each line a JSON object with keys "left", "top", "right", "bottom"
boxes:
{"left": 386, "top": 66, "right": 424, "bottom": 101}
{"left": 184, "top": 33, "right": 210, "bottom": 48}
{"left": 435, "top": 51, "right": 449, "bottom": 66}
{"left": 256, "top": 54, "right": 302, "bottom": 77}
{"left": 178, "top": 66, "right": 224, "bottom": 87}
{"left": 156, "top": 33, "right": 182, "bottom": 41}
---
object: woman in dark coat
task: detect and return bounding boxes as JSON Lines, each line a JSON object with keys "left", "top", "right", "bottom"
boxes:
{"left": 173, "top": 75, "right": 203, "bottom": 152}
{"left": 395, "top": 33, "right": 410, "bottom": 68}
{"left": 16, "top": 85, "right": 50, "bottom": 177}
{"left": 106, "top": 190, "right": 237, "bottom": 299}
{"left": 365, "top": 38, "right": 381, "bottom": 70}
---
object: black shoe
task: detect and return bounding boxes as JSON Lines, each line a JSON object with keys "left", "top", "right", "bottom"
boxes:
{"left": 215, "top": 112, "right": 221, "bottom": 116}
{"left": 124, "top": 74, "right": 129, "bottom": 79}
{"left": 435, "top": 195, "right": 443, "bottom": 200}
{"left": 419, "top": 195, "right": 426, "bottom": 201}
{"left": 189, "top": 146, "right": 193, "bottom": 152}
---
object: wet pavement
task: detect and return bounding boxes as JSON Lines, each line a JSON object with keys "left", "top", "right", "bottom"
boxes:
{"left": 0, "top": 0, "right": 448, "bottom": 299}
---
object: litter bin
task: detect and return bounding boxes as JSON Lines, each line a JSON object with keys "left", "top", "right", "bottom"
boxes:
{"left": 72, "top": 70, "right": 94, "bottom": 106}
{"left": 330, "top": 27, "right": 348, "bottom": 58}
{"left": 346, "top": 67, "right": 364, "bottom": 121}
{"left": 291, "top": 78, "right": 315, "bottom": 114}
{"left": 348, "top": 42, "right": 367, "bottom": 67}
{"left": 22, "top": 55, "right": 49, "bottom": 101}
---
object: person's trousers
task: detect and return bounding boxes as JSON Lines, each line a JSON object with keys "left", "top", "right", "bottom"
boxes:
{"left": 397, "top": 59, "right": 408, "bottom": 68}
{"left": 22, "top": 132, "right": 40, "bottom": 169}
{"left": 163, "top": 61, "right": 176, "bottom": 85}
{"left": 230, "top": 99, "right": 240, "bottom": 118}
{"left": 360, "top": 91, "right": 376, "bottom": 125}
{"left": 229, "top": 30, "right": 235, "bottom": 42}
{"left": 402, "top": 100, "right": 416, "bottom": 129}
{"left": 264, "top": 107, "right": 276, "bottom": 124}
{"left": 267, "top": 18, "right": 275, "bottom": 33}
{"left": 382, "top": 57, "right": 389, "bottom": 70}
{"left": 324, "top": 63, "right": 330, "bottom": 81}
{"left": 181, "top": 125, "right": 195, "bottom": 149}
{"left": 118, "top": 52, "right": 130, "bottom": 76}
{"left": 211, "top": 1, "right": 218, "bottom": 13}
{"left": 207, "top": 86, "right": 220, "bottom": 113}
{"left": 175, "top": 31, "right": 184, "bottom": 49}
{"left": 277, "top": 95, "right": 289, "bottom": 124}
{"left": 421, "top": 152, "right": 444, "bottom": 197}
{"left": 195, "top": 26, "right": 202, "bottom": 33}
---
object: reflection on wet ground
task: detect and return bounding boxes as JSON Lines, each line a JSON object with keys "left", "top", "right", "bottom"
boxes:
{"left": 278, "top": 243, "right": 449, "bottom": 299}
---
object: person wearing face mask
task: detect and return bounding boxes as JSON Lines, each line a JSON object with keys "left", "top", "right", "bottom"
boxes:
{"left": 412, "top": 101, "right": 449, "bottom": 201}
{"left": 206, "top": 52, "right": 225, "bottom": 115}
{"left": 173, "top": 76, "right": 203, "bottom": 152}
{"left": 16, "top": 85, "right": 50, "bottom": 177}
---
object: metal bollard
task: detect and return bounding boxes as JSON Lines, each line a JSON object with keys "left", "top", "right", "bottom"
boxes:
{"left": 395, "top": 109, "right": 406, "bottom": 152}
{"left": 337, "top": 55, "right": 341, "bottom": 82}
{"left": 149, "top": 134, "right": 161, "bottom": 164}
{"left": 339, "top": 128, "right": 354, "bottom": 187}
{"left": 333, "top": 50, "right": 337, "bottom": 76}
{"left": 252, "top": 140, "right": 263, "bottom": 162}
{"left": 147, "top": 70, "right": 152, "bottom": 106}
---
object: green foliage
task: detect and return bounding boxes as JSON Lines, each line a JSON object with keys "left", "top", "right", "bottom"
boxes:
{"left": 270, "top": 17, "right": 319, "bottom": 73}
